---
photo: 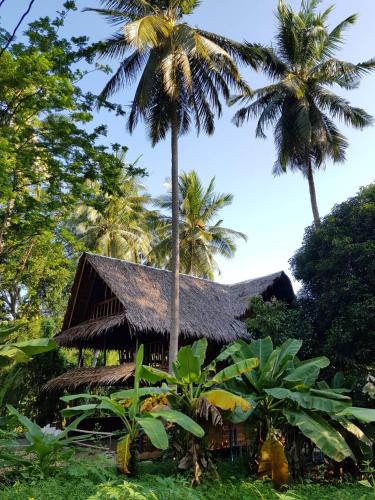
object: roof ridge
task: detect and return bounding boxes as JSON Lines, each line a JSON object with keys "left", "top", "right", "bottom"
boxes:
{"left": 84, "top": 253, "right": 284, "bottom": 287}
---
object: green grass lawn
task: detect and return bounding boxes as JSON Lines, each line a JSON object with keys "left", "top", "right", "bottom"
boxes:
{"left": 0, "top": 456, "right": 373, "bottom": 500}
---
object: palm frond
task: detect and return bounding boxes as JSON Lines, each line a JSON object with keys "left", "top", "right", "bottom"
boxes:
{"left": 100, "top": 50, "right": 149, "bottom": 100}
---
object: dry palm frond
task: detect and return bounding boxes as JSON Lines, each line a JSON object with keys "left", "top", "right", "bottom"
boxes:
{"left": 196, "top": 396, "right": 223, "bottom": 426}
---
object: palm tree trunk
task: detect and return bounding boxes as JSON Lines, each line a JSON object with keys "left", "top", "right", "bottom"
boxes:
{"left": 307, "top": 161, "right": 320, "bottom": 227}
{"left": 169, "top": 102, "right": 180, "bottom": 372}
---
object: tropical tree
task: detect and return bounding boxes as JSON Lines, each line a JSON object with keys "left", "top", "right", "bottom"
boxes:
{"left": 73, "top": 167, "right": 155, "bottom": 263}
{"left": 61, "top": 345, "right": 204, "bottom": 476}
{"left": 219, "top": 337, "right": 375, "bottom": 487}
{"left": 0, "top": 7, "right": 128, "bottom": 321}
{"left": 87, "top": 0, "right": 252, "bottom": 369}
{"left": 141, "top": 338, "right": 258, "bottom": 484}
{"left": 152, "top": 170, "right": 247, "bottom": 279}
{"left": 232, "top": 0, "right": 375, "bottom": 226}
{"left": 290, "top": 183, "right": 375, "bottom": 387}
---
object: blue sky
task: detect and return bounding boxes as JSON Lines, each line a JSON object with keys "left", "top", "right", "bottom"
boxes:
{"left": 2, "top": 0, "right": 375, "bottom": 286}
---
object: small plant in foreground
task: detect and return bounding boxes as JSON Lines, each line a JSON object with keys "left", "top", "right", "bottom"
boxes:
{"left": 1, "top": 405, "right": 89, "bottom": 477}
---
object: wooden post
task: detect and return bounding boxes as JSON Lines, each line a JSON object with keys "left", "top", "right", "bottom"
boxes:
{"left": 78, "top": 348, "right": 83, "bottom": 367}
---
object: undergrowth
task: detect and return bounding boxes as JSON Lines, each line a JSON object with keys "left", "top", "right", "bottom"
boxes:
{"left": 0, "top": 454, "right": 373, "bottom": 500}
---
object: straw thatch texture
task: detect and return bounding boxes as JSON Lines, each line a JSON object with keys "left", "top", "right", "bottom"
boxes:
{"left": 43, "top": 363, "right": 135, "bottom": 392}
{"left": 56, "top": 253, "right": 294, "bottom": 348}
{"left": 55, "top": 312, "right": 128, "bottom": 349}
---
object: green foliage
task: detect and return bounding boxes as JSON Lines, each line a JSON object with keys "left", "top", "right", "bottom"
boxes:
{"left": 0, "top": 324, "right": 55, "bottom": 369}
{"left": 246, "top": 296, "right": 310, "bottom": 346}
{"left": 291, "top": 184, "right": 375, "bottom": 388}
{"left": 61, "top": 345, "right": 204, "bottom": 475}
{"left": 70, "top": 149, "right": 155, "bottom": 263}
{"left": 222, "top": 337, "right": 375, "bottom": 464}
{"left": 0, "top": 321, "right": 56, "bottom": 419}
{"left": 6, "top": 319, "right": 71, "bottom": 425}
{"left": 141, "top": 338, "right": 257, "bottom": 483}
{"left": 152, "top": 171, "right": 247, "bottom": 279}
{"left": 2, "top": 405, "right": 91, "bottom": 477}
{"left": 0, "top": 7, "right": 129, "bottom": 321}
{"left": 0, "top": 457, "right": 373, "bottom": 500}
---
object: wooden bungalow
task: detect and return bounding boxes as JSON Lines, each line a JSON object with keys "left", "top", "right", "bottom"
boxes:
{"left": 44, "top": 252, "right": 294, "bottom": 392}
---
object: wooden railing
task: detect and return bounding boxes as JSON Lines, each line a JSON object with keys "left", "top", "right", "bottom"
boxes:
{"left": 88, "top": 296, "right": 123, "bottom": 320}
{"left": 144, "top": 342, "right": 168, "bottom": 368}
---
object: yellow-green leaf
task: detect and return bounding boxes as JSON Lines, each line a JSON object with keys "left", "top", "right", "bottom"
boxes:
{"left": 201, "top": 389, "right": 251, "bottom": 412}
{"left": 116, "top": 434, "right": 131, "bottom": 475}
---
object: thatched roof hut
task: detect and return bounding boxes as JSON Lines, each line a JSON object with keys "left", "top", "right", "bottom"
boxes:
{"left": 45, "top": 253, "right": 294, "bottom": 391}
{"left": 56, "top": 253, "right": 294, "bottom": 349}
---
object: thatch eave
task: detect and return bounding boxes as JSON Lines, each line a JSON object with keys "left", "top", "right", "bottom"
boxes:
{"left": 43, "top": 363, "right": 135, "bottom": 392}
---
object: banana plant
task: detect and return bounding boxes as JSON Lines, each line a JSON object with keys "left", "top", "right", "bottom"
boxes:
{"left": 219, "top": 337, "right": 375, "bottom": 488}
{"left": 61, "top": 345, "right": 204, "bottom": 476}
{"left": 2, "top": 405, "right": 90, "bottom": 475}
{"left": 0, "top": 324, "right": 56, "bottom": 369}
{"left": 141, "top": 338, "right": 259, "bottom": 484}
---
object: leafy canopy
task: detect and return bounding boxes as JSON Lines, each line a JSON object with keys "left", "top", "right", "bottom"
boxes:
{"left": 290, "top": 183, "right": 375, "bottom": 383}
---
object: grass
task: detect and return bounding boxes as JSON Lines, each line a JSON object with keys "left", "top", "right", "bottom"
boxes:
{"left": 0, "top": 454, "right": 373, "bottom": 500}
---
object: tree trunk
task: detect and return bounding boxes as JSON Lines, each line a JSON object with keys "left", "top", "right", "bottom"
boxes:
{"left": 0, "top": 197, "right": 15, "bottom": 255}
{"left": 169, "top": 103, "right": 180, "bottom": 373}
{"left": 307, "top": 161, "right": 320, "bottom": 227}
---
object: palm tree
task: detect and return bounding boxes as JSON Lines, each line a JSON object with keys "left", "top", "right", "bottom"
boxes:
{"left": 232, "top": 0, "right": 375, "bottom": 226}
{"left": 87, "top": 0, "right": 253, "bottom": 369}
{"left": 74, "top": 172, "right": 155, "bottom": 263}
{"left": 152, "top": 170, "right": 247, "bottom": 279}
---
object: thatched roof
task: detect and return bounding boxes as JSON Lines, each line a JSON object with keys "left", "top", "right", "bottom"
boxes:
{"left": 56, "top": 253, "right": 294, "bottom": 349}
{"left": 43, "top": 363, "right": 135, "bottom": 392}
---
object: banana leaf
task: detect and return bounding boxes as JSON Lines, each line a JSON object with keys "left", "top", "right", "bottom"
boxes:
{"left": 112, "top": 386, "right": 169, "bottom": 400}
{"left": 172, "top": 345, "right": 201, "bottom": 383}
{"left": 206, "top": 357, "right": 259, "bottom": 386}
{"left": 249, "top": 337, "right": 273, "bottom": 369}
{"left": 140, "top": 365, "right": 178, "bottom": 385}
{"left": 333, "top": 416, "right": 373, "bottom": 447}
{"left": 149, "top": 408, "right": 204, "bottom": 437}
{"left": 136, "top": 416, "right": 168, "bottom": 450}
{"left": 336, "top": 407, "right": 375, "bottom": 423}
{"left": 117, "top": 434, "right": 132, "bottom": 474}
{"left": 283, "top": 408, "right": 355, "bottom": 462}
{"left": 201, "top": 389, "right": 251, "bottom": 412}
{"left": 284, "top": 357, "right": 330, "bottom": 386}
{"left": 265, "top": 387, "right": 351, "bottom": 413}
{"left": 191, "top": 338, "right": 208, "bottom": 369}
{"left": 214, "top": 341, "right": 243, "bottom": 363}
{"left": 259, "top": 339, "right": 302, "bottom": 386}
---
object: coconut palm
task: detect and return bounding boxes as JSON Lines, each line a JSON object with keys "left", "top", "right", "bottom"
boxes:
{"left": 74, "top": 173, "right": 155, "bottom": 263}
{"left": 233, "top": 0, "right": 375, "bottom": 226}
{"left": 87, "top": 0, "right": 253, "bottom": 368}
{"left": 151, "top": 170, "right": 247, "bottom": 279}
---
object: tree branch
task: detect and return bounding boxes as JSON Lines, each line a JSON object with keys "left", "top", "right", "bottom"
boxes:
{"left": 0, "top": 0, "right": 37, "bottom": 59}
